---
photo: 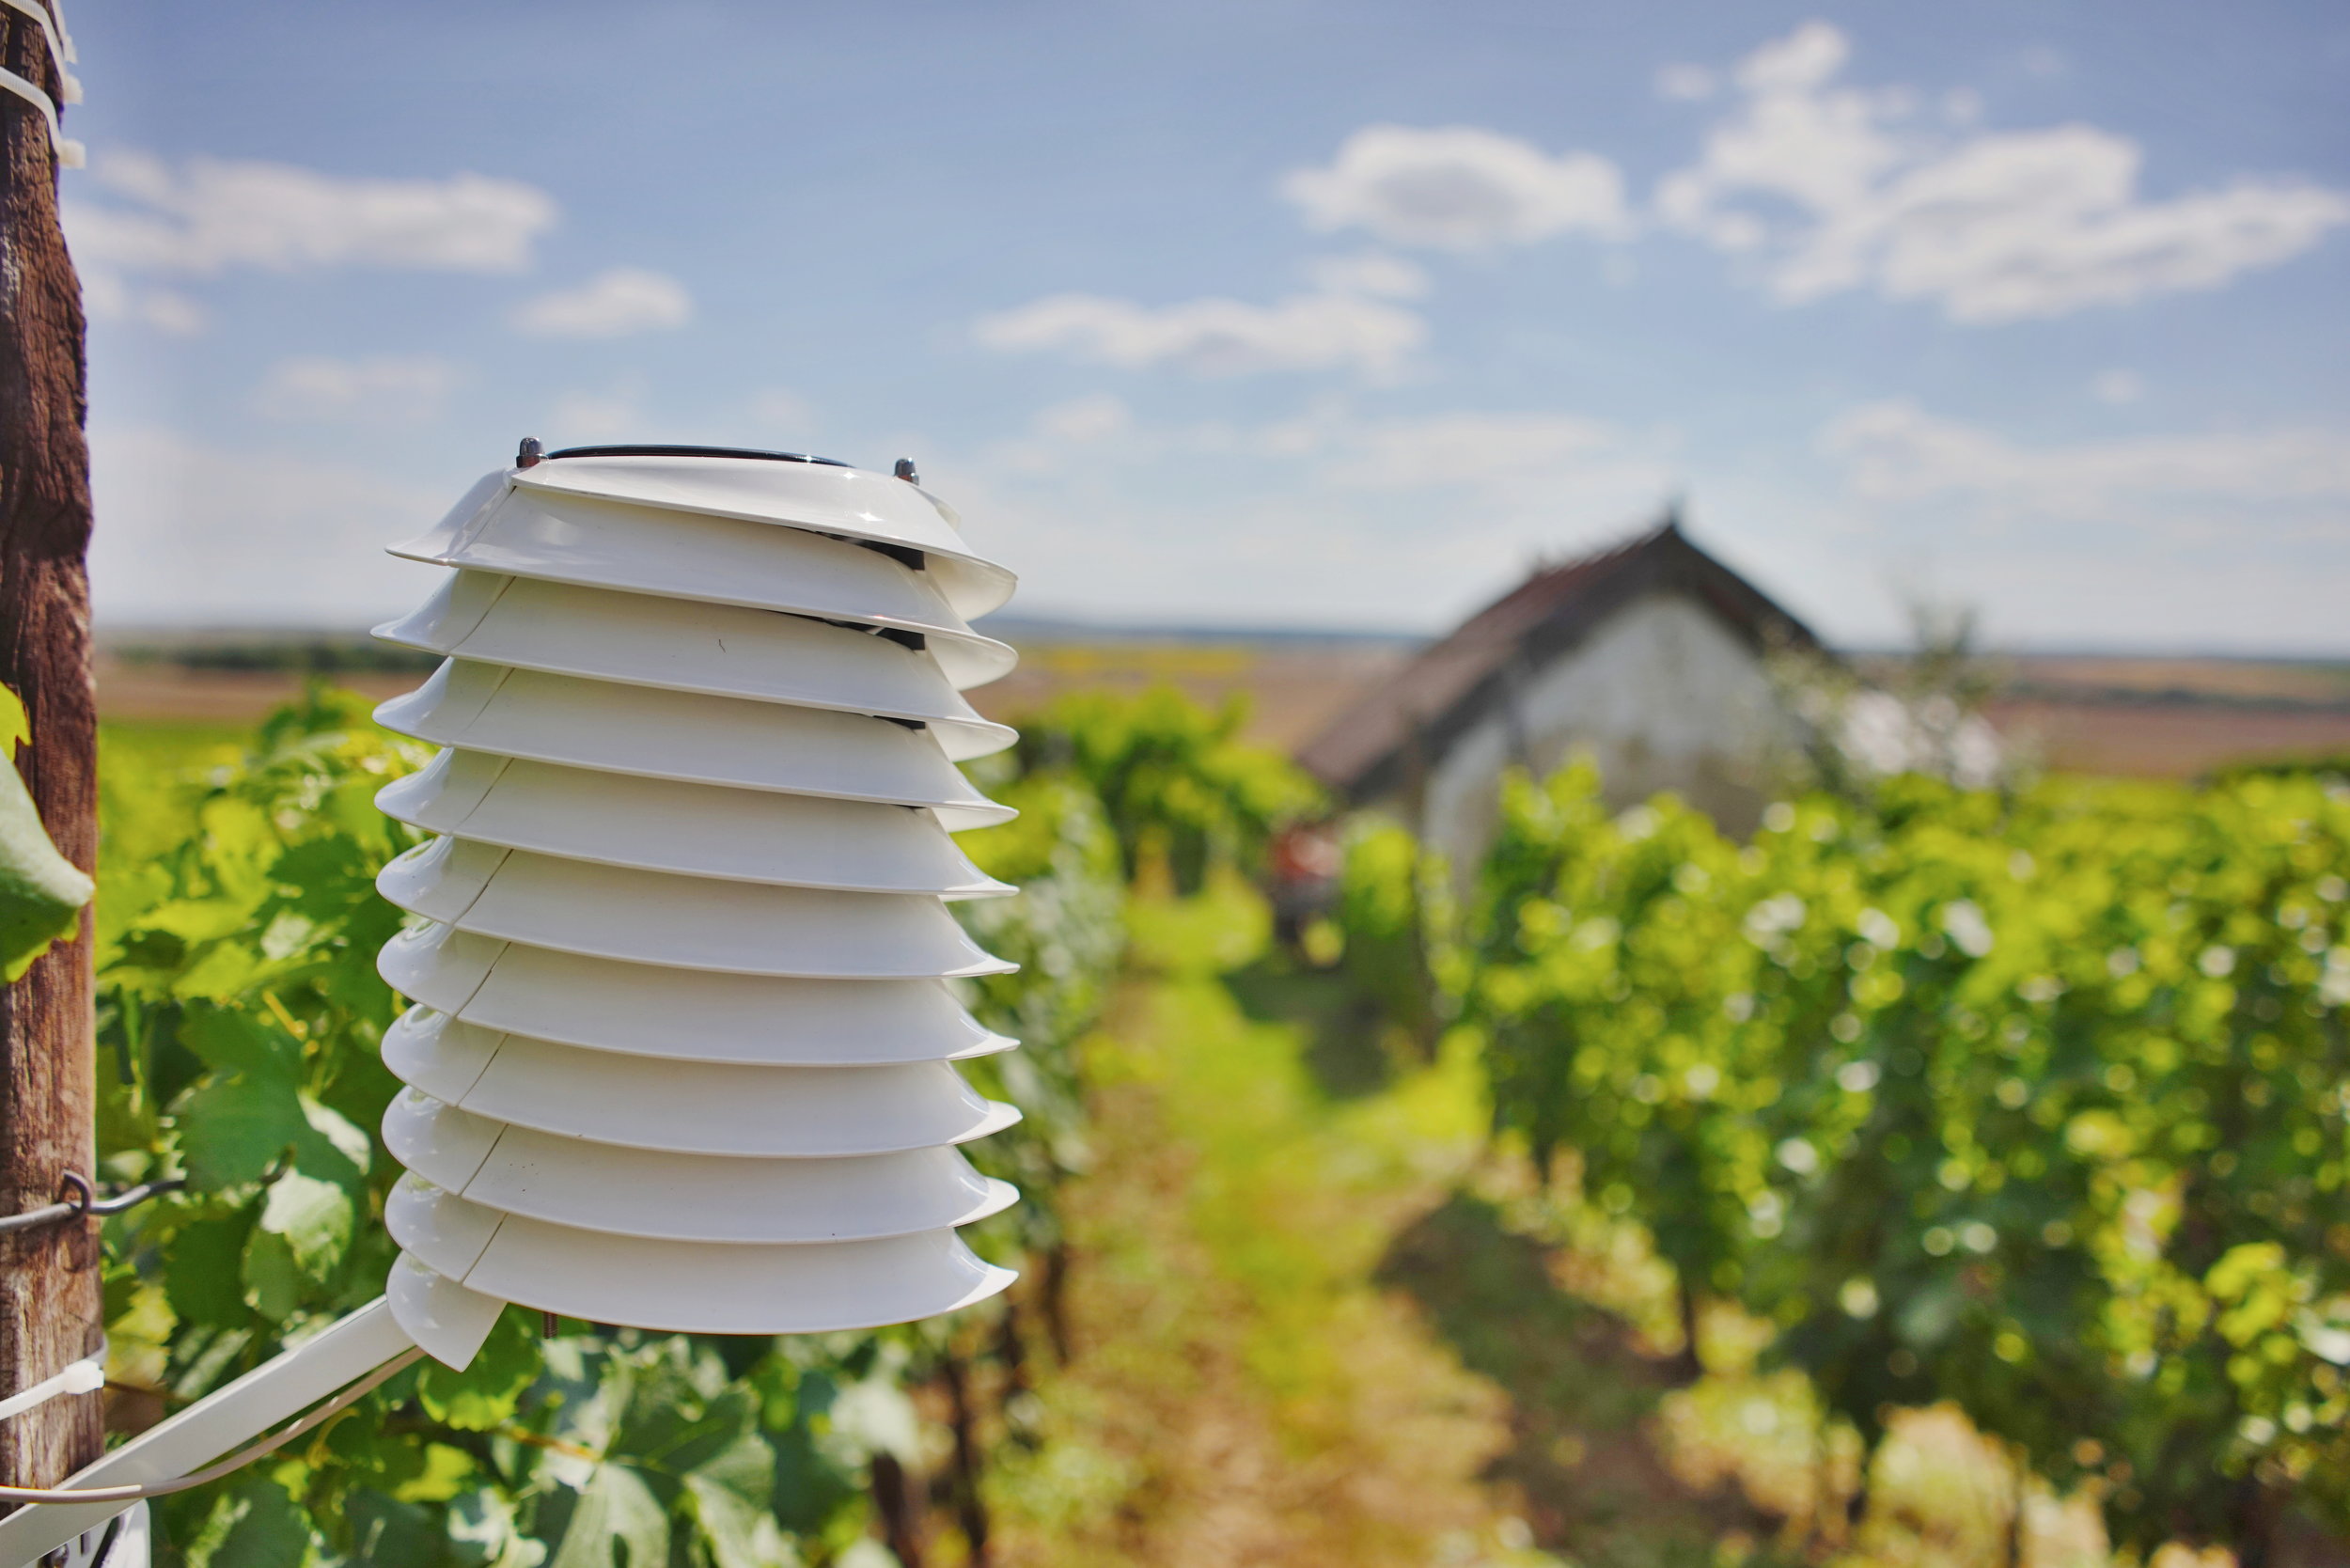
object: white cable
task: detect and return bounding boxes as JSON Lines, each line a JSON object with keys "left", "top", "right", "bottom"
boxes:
{"left": 0, "top": 1356, "right": 102, "bottom": 1421}
{"left": 0, "top": 66, "right": 80, "bottom": 166}
{"left": 0, "top": 1348, "right": 424, "bottom": 1504}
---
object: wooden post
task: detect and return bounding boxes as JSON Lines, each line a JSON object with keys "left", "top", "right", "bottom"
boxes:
{"left": 0, "top": 0, "right": 102, "bottom": 1505}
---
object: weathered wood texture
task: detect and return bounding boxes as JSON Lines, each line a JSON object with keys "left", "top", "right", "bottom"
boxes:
{"left": 0, "top": 0, "right": 102, "bottom": 1499}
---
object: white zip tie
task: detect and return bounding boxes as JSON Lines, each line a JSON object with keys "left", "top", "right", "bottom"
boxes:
{"left": 0, "top": 0, "right": 74, "bottom": 69}
{"left": 0, "top": 0, "right": 81, "bottom": 167}
{"left": 0, "top": 0, "right": 75, "bottom": 93}
{"left": 0, "top": 68, "right": 80, "bottom": 166}
{"left": 0, "top": 1347, "right": 422, "bottom": 1503}
{"left": 0, "top": 1355, "right": 103, "bottom": 1421}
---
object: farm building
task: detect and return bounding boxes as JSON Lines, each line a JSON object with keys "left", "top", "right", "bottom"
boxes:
{"left": 1297, "top": 514, "right": 1821, "bottom": 868}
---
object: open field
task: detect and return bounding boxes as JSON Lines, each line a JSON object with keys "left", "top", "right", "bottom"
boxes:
{"left": 967, "top": 638, "right": 1408, "bottom": 753}
{"left": 1985, "top": 698, "right": 2350, "bottom": 778}
{"left": 95, "top": 651, "right": 416, "bottom": 728}
{"left": 93, "top": 636, "right": 1411, "bottom": 755}
{"left": 99, "top": 636, "right": 2350, "bottom": 781}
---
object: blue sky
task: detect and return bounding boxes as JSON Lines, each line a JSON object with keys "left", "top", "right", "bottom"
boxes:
{"left": 64, "top": 0, "right": 2350, "bottom": 651}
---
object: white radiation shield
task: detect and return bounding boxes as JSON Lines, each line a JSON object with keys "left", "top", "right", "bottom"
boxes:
{"left": 376, "top": 752, "right": 1010, "bottom": 896}
{"left": 0, "top": 445, "right": 1035, "bottom": 1567}
{"left": 368, "top": 447, "right": 1026, "bottom": 1369}
{"left": 388, "top": 484, "right": 1015, "bottom": 686}
{"left": 378, "top": 660, "right": 1016, "bottom": 814}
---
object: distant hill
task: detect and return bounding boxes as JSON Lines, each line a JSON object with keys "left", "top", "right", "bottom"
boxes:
{"left": 971, "top": 613, "right": 1426, "bottom": 650}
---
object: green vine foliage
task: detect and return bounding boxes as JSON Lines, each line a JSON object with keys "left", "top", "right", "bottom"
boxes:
{"left": 1355, "top": 761, "right": 2350, "bottom": 1556}
{"left": 1009, "top": 687, "right": 1320, "bottom": 894}
{"left": 0, "top": 682, "right": 95, "bottom": 981}
{"left": 952, "top": 766, "right": 1127, "bottom": 1263}
{"left": 1333, "top": 820, "right": 1449, "bottom": 1057}
{"left": 93, "top": 686, "right": 1129, "bottom": 1566}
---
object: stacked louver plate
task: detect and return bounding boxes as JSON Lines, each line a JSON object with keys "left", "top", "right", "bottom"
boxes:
{"left": 366, "top": 448, "right": 1025, "bottom": 1367}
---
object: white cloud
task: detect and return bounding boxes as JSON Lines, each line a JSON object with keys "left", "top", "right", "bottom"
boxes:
{"left": 744, "top": 387, "right": 816, "bottom": 435}
{"left": 548, "top": 386, "right": 646, "bottom": 440}
{"left": 1281, "top": 124, "right": 1628, "bottom": 252}
{"left": 1032, "top": 393, "right": 1132, "bottom": 443}
{"left": 1793, "top": 128, "right": 2350, "bottom": 321}
{"left": 1305, "top": 251, "right": 1429, "bottom": 299}
{"left": 64, "top": 149, "right": 556, "bottom": 275}
{"left": 978, "top": 394, "right": 1139, "bottom": 477}
{"left": 254, "top": 355, "right": 462, "bottom": 423}
{"left": 1814, "top": 400, "right": 2350, "bottom": 651}
{"left": 973, "top": 288, "right": 1424, "bottom": 379}
{"left": 1314, "top": 410, "right": 1627, "bottom": 493}
{"left": 79, "top": 270, "right": 207, "bottom": 335}
{"left": 1658, "top": 22, "right": 2350, "bottom": 322}
{"left": 2018, "top": 46, "right": 2067, "bottom": 80}
{"left": 958, "top": 400, "right": 1678, "bottom": 633}
{"left": 510, "top": 267, "right": 693, "bottom": 337}
{"left": 89, "top": 427, "right": 445, "bottom": 626}
{"left": 1654, "top": 64, "right": 1717, "bottom": 102}
{"left": 1735, "top": 20, "right": 1848, "bottom": 94}
{"left": 135, "top": 290, "right": 208, "bottom": 336}
{"left": 2092, "top": 369, "right": 2142, "bottom": 404}
{"left": 1821, "top": 399, "right": 2350, "bottom": 517}
{"left": 1655, "top": 26, "right": 1903, "bottom": 244}
{"left": 1005, "top": 398, "right": 1662, "bottom": 504}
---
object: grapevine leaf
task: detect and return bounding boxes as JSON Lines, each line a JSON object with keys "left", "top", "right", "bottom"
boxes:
{"left": 174, "top": 1071, "right": 307, "bottom": 1191}
{"left": 0, "top": 698, "right": 92, "bottom": 981}
{"left": 258, "top": 1168, "right": 355, "bottom": 1283}
{"left": 240, "top": 1227, "right": 305, "bottom": 1324}
{"left": 394, "top": 1442, "right": 484, "bottom": 1503}
{"left": 685, "top": 1426, "right": 777, "bottom": 1513}
{"left": 298, "top": 1091, "right": 373, "bottom": 1176}
{"left": 348, "top": 1490, "right": 447, "bottom": 1568}
{"left": 549, "top": 1465, "right": 671, "bottom": 1568}
{"left": 163, "top": 1210, "right": 257, "bottom": 1329}
{"left": 184, "top": 1477, "right": 312, "bottom": 1568}
{"left": 178, "top": 1006, "right": 300, "bottom": 1078}
{"left": 448, "top": 1486, "right": 548, "bottom": 1568}
{"left": 618, "top": 1378, "right": 756, "bottom": 1477}
{"left": 417, "top": 1307, "right": 543, "bottom": 1432}
{"left": 0, "top": 683, "right": 25, "bottom": 758}
{"left": 683, "top": 1443, "right": 795, "bottom": 1568}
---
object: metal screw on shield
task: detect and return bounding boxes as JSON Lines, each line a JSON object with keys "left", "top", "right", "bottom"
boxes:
{"left": 517, "top": 436, "right": 544, "bottom": 469}
{"left": 894, "top": 458, "right": 918, "bottom": 483}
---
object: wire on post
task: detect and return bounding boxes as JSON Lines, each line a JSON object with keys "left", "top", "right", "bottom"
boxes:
{"left": 0, "top": 1175, "right": 183, "bottom": 1235}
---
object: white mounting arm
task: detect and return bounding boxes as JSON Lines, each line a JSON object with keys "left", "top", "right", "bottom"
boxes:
{"left": 0, "top": 1299, "right": 416, "bottom": 1568}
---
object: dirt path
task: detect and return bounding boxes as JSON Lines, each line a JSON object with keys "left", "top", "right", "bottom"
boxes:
{"left": 982, "top": 886, "right": 1531, "bottom": 1567}
{"left": 979, "top": 885, "right": 1825, "bottom": 1568}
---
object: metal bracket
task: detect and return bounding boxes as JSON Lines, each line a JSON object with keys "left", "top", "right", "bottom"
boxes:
{"left": 0, "top": 1177, "right": 181, "bottom": 1237}
{"left": 0, "top": 1300, "right": 415, "bottom": 1567}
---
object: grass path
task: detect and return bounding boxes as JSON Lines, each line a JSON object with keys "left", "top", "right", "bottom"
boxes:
{"left": 985, "top": 880, "right": 1542, "bottom": 1567}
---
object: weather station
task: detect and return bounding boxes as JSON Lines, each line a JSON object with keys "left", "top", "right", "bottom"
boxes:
{"left": 0, "top": 445, "right": 1027, "bottom": 1567}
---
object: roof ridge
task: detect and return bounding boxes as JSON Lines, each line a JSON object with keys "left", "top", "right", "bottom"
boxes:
{"left": 1420, "top": 513, "right": 1676, "bottom": 650}
{"left": 1295, "top": 511, "right": 1815, "bottom": 792}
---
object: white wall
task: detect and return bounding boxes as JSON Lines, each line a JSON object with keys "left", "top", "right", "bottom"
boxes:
{"left": 1394, "top": 591, "right": 1794, "bottom": 871}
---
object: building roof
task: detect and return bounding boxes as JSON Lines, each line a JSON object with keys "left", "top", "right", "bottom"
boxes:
{"left": 1296, "top": 514, "right": 1823, "bottom": 800}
